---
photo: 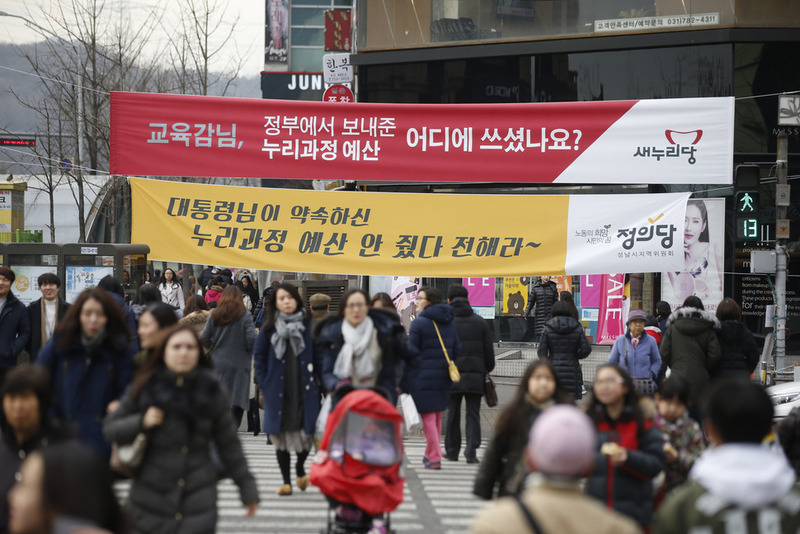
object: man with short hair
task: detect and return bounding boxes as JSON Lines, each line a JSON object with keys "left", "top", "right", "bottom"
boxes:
{"left": 309, "top": 293, "right": 331, "bottom": 324}
{"left": 655, "top": 379, "right": 800, "bottom": 534}
{"left": 0, "top": 267, "right": 31, "bottom": 384}
{"left": 445, "top": 283, "right": 494, "bottom": 463}
{"left": 471, "top": 405, "right": 640, "bottom": 534}
{"left": 26, "top": 273, "right": 70, "bottom": 359}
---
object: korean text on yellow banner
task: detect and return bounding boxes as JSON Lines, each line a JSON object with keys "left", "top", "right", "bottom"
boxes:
{"left": 129, "top": 178, "right": 689, "bottom": 277}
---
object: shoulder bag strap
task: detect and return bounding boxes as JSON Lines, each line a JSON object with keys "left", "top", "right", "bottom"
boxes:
{"left": 431, "top": 320, "right": 453, "bottom": 366}
{"left": 512, "top": 494, "right": 544, "bottom": 534}
{"left": 624, "top": 341, "right": 630, "bottom": 369}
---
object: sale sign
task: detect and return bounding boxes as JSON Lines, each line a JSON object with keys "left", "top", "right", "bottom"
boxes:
{"left": 110, "top": 92, "right": 733, "bottom": 184}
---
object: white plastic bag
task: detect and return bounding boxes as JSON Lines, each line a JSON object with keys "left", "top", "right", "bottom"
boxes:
{"left": 314, "top": 394, "right": 332, "bottom": 446}
{"left": 400, "top": 393, "right": 420, "bottom": 429}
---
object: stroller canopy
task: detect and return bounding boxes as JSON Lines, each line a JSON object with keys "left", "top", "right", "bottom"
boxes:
{"left": 311, "top": 389, "right": 405, "bottom": 516}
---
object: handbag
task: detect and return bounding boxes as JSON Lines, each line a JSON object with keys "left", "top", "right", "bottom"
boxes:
{"left": 110, "top": 432, "right": 147, "bottom": 477}
{"left": 484, "top": 374, "right": 498, "bottom": 407}
{"left": 432, "top": 321, "right": 460, "bottom": 383}
{"left": 624, "top": 342, "right": 657, "bottom": 396}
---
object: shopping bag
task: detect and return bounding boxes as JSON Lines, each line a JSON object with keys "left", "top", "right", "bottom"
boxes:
{"left": 314, "top": 394, "right": 332, "bottom": 446}
{"left": 400, "top": 393, "right": 420, "bottom": 429}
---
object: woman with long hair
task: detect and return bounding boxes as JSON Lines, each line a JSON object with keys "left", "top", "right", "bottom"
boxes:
{"left": 236, "top": 273, "right": 259, "bottom": 315}
{"left": 8, "top": 441, "right": 128, "bottom": 534}
{"left": 473, "top": 360, "right": 573, "bottom": 499}
{"left": 253, "top": 282, "right": 319, "bottom": 496}
{"left": 130, "top": 284, "right": 162, "bottom": 322}
{"left": 36, "top": 288, "right": 133, "bottom": 459}
{"left": 104, "top": 326, "right": 258, "bottom": 532}
{"left": 158, "top": 268, "right": 185, "bottom": 313}
{"left": 134, "top": 303, "right": 178, "bottom": 371}
{"left": 179, "top": 295, "right": 211, "bottom": 337}
{"left": 584, "top": 364, "right": 665, "bottom": 529}
{"left": 200, "top": 286, "right": 256, "bottom": 427}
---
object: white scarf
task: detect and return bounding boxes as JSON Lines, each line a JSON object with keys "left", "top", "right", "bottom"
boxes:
{"left": 333, "top": 316, "right": 376, "bottom": 380}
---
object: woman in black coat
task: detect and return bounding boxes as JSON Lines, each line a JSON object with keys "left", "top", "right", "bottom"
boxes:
{"left": 104, "top": 326, "right": 258, "bottom": 533}
{"left": 473, "top": 360, "right": 573, "bottom": 499}
{"left": 537, "top": 301, "right": 592, "bottom": 399}
{"left": 712, "top": 298, "right": 760, "bottom": 380}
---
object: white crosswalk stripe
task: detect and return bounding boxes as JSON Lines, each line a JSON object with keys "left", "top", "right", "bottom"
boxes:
{"left": 114, "top": 432, "right": 491, "bottom": 533}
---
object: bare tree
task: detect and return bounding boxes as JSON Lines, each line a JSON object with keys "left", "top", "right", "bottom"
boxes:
{"left": 161, "top": 0, "right": 249, "bottom": 97}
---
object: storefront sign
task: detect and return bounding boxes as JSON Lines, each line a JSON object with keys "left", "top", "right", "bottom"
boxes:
{"left": 111, "top": 92, "right": 734, "bottom": 184}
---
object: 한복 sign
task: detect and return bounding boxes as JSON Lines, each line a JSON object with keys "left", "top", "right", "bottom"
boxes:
{"left": 111, "top": 92, "right": 733, "bottom": 184}
{"left": 130, "top": 178, "right": 690, "bottom": 277}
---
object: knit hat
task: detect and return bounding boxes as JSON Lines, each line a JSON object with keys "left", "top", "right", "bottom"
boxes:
{"left": 527, "top": 405, "right": 596, "bottom": 478}
{"left": 626, "top": 309, "right": 647, "bottom": 324}
{"left": 309, "top": 293, "right": 331, "bottom": 310}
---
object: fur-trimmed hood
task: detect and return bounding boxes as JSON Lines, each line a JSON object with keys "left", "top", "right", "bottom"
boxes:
{"left": 666, "top": 306, "right": 720, "bottom": 333}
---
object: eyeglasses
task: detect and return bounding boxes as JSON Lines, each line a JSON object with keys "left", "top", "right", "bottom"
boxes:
{"left": 416, "top": 296, "right": 427, "bottom": 302}
{"left": 345, "top": 302, "right": 367, "bottom": 309}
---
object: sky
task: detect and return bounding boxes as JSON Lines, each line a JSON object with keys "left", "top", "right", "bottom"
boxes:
{"left": 0, "top": 0, "right": 265, "bottom": 76}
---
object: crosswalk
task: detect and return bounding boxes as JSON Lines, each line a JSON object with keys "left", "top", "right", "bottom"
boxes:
{"left": 115, "top": 433, "right": 490, "bottom": 533}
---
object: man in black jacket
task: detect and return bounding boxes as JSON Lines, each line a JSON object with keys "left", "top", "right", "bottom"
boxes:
{"left": 0, "top": 267, "right": 31, "bottom": 384}
{"left": 445, "top": 284, "right": 495, "bottom": 463}
{"left": 524, "top": 276, "right": 559, "bottom": 342}
{"left": 26, "top": 273, "right": 70, "bottom": 360}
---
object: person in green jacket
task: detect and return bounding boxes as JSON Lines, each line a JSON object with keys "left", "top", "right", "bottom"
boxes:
{"left": 655, "top": 379, "right": 800, "bottom": 534}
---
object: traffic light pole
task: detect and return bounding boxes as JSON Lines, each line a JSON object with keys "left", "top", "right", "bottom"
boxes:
{"left": 775, "top": 131, "right": 788, "bottom": 371}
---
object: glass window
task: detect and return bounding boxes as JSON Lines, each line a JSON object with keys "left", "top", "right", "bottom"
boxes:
{"left": 292, "top": 27, "right": 325, "bottom": 47}
{"left": 292, "top": 7, "right": 324, "bottom": 26}
{"left": 291, "top": 48, "right": 325, "bottom": 72}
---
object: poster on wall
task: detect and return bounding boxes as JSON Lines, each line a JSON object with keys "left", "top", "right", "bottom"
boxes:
{"left": 65, "top": 266, "right": 113, "bottom": 304}
{"left": 265, "top": 0, "right": 288, "bottom": 66}
{"left": 596, "top": 274, "right": 626, "bottom": 345}
{"left": 661, "top": 198, "right": 725, "bottom": 312}
{"left": 463, "top": 277, "right": 496, "bottom": 319}
{"left": 12, "top": 267, "right": 58, "bottom": 306}
{"left": 503, "top": 277, "right": 527, "bottom": 315}
{"left": 390, "top": 276, "right": 419, "bottom": 332}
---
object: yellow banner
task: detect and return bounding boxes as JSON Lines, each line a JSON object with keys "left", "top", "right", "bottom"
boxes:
{"left": 130, "top": 178, "right": 568, "bottom": 277}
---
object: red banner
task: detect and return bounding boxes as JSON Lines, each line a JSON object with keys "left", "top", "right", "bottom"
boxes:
{"left": 324, "top": 10, "right": 351, "bottom": 51}
{"left": 109, "top": 92, "right": 733, "bottom": 183}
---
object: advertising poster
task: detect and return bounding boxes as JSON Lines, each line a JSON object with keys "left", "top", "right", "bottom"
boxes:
{"left": 580, "top": 274, "right": 603, "bottom": 308}
{"left": 12, "top": 267, "right": 57, "bottom": 306}
{"left": 551, "top": 275, "right": 572, "bottom": 295}
{"left": 463, "top": 277, "right": 496, "bottom": 319}
{"left": 265, "top": 0, "right": 288, "bottom": 65}
{"left": 390, "top": 276, "right": 419, "bottom": 332}
{"left": 596, "top": 274, "right": 626, "bottom": 344}
{"left": 503, "top": 277, "right": 527, "bottom": 315}
{"left": 66, "top": 266, "right": 114, "bottom": 304}
{"left": 661, "top": 198, "right": 725, "bottom": 312}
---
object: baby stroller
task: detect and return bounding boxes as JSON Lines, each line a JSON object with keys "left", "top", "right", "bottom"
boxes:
{"left": 310, "top": 387, "right": 405, "bottom": 534}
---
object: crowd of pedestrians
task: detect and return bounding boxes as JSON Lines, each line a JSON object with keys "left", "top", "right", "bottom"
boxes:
{"left": 2, "top": 263, "right": 799, "bottom": 534}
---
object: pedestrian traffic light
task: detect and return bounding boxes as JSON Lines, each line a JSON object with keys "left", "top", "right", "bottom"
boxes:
{"left": 735, "top": 191, "right": 760, "bottom": 240}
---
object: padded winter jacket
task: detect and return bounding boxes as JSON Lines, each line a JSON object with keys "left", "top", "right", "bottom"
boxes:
{"left": 450, "top": 297, "right": 495, "bottom": 395}
{"left": 538, "top": 316, "right": 591, "bottom": 399}
{"left": 712, "top": 320, "right": 760, "bottom": 379}
{"left": 409, "top": 303, "right": 461, "bottom": 413}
